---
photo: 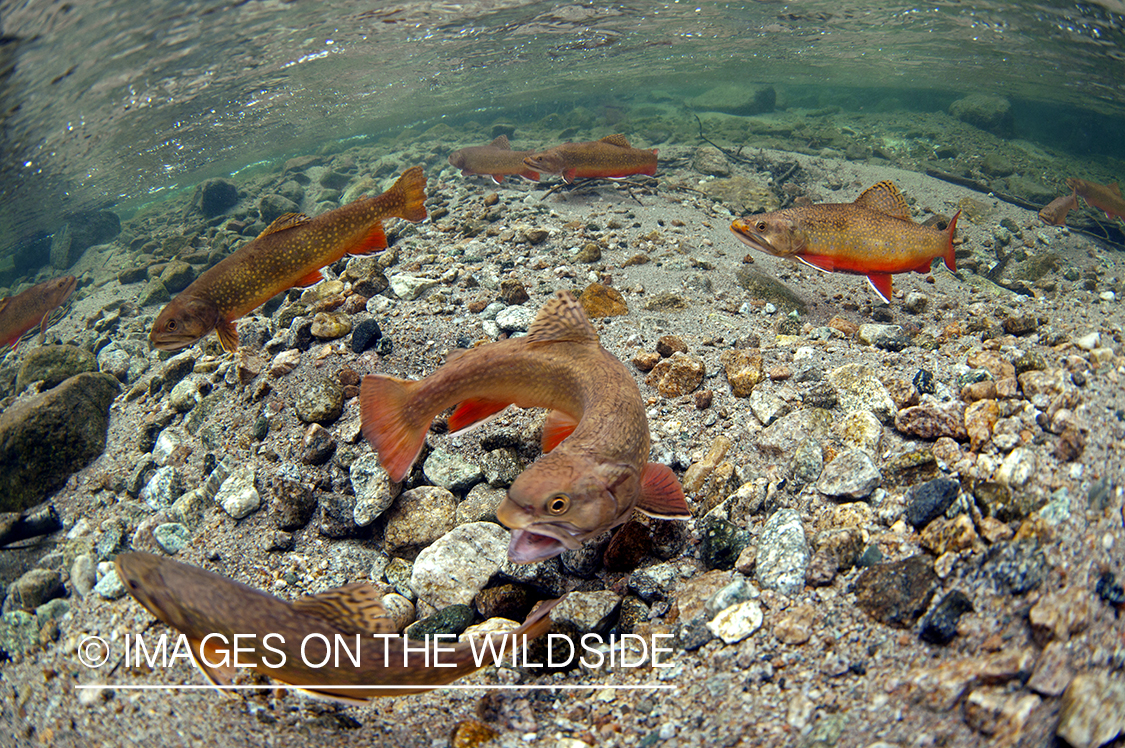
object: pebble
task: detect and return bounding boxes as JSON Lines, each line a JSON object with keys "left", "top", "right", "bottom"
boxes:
{"left": 479, "top": 447, "right": 523, "bottom": 487}
{"left": 94, "top": 567, "right": 126, "bottom": 600}
{"left": 644, "top": 352, "right": 704, "bottom": 397}
{"left": 903, "top": 291, "right": 929, "bottom": 313}
{"left": 853, "top": 555, "right": 937, "bottom": 628}
{"left": 578, "top": 282, "right": 628, "bottom": 317}
{"left": 455, "top": 483, "right": 504, "bottom": 524}
{"left": 1057, "top": 671, "right": 1125, "bottom": 748}
{"left": 6, "top": 569, "right": 62, "bottom": 611}
{"left": 140, "top": 466, "right": 183, "bottom": 510}
{"left": 383, "top": 486, "right": 457, "bottom": 555}
{"left": 894, "top": 396, "right": 968, "bottom": 440}
{"left": 919, "top": 590, "right": 974, "bottom": 645}
{"left": 152, "top": 523, "right": 191, "bottom": 554}
{"left": 756, "top": 408, "right": 833, "bottom": 457}
{"left": 409, "top": 522, "right": 509, "bottom": 609}
{"left": 405, "top": 604, "right": 474, "bottom": 641}
{"left": 834, "top": 410, "right": 882, "bottom": 453}
{"left": 349, "top": 453, "right": 401, "bottom": 526}
{"left": 215, "top": 466, "right": 260, "bottom": 520}
{"left": 826, "top": 363, "right": 896, "bottom": 421}
{"left": 627, "top": 559, "right": 696, "bottom": 602}
{"left": 269, "top": 349, "right": 301, "bottom": 377}
{"left": 317, "top": 494, "right": 359, "bottom": 538}
{"left": 903, "top": 648, "right": 1036, "bottom": 712}
{"left": 748, "top": 387, "right": 790, "bottom": 426}
{"left": 70, "top": 554, "right": 97, "bottom": 597}
{"left": 707, "top": 599, "right": 764, "bottom": 644}
{"left": 816, "top": 449, "right": 881, "bottom": 500}
{"left": 550, "top": 590, "right": 622, "bottom": 633}
{"left": 963, "top": 686, "right": 1041, "bottom": 739}
{"left": 309, "top": 311, "right": 352, "bottom": 339}
{"left": 496, "top": 304, "right": 535, "bottom": 332}
{"left": 300, "top": 423, "right": 335, "bottom": 465}
{"left": 789, "top": 438, "right": 824, "bottom": 486}
{"left": 857, "top": 323, "right": 910, "bottom": 351}
{"left": 351, "top": 318, "right": 382, "bottom": 353}
{"left": 1028, "top": 585, "right": 1090, "bottom": 642}
{"left": 268, "top": 468, "right": 317, "bottom": 530}
{"left": 295, "top": 378, "right": 344, "bottom": 423}
{"left": 719, "top": 349, "right": 763, "bottom": 397}
{"left": 983, "top": 540, "right": 1046, "bottom": 595}
{"left": 904, "top": 477, "right": 961, "bottom": 529}
{"left": 602, "top": 521, "right": 652, "bottom": 572}
{"left": 389, "top": 274, "right": 438, "bottom": 300}
{"left": 699, "top": 516, "right": 751, "bottom": 570}
{"left": 168, "top": 378, "right": 202, "bottom": 413}
{"left": 1027, "top": 640, "right": 1074, "bottom": 697}
{"left": 1073, "top": 331, "right": 1100, "bottom": 351}
{"left": 773, "top": 602, "right": 817, "bottom": 645}
{"left": 755, "top": 508, "right": 808, "bottom": 595}
{"left": 423, "top": 448, "right": 484, "bottom": 493}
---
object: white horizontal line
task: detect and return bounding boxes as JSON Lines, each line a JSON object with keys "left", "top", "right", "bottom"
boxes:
{"left": 76, "top": 684, "right": 675, "bottom": 691}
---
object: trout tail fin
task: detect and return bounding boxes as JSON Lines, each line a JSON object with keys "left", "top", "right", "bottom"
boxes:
{"left": 360, "top": 374, "right": 427, "bottom": 483}
{"left": 943, "top": 211, "right": 960, "bottom": 272}
{"left": 391, "top": 165, "right": 428, "bottom": 223}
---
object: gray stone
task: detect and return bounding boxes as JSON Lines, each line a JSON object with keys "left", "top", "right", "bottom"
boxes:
{"left": 480, "top": 447, "right": 523, "bottom": 487}
{"left": 550, "top": 590, "right": 622, "bottom": 634}
{"left": 6, "top": 569, "right": 63, "bottom": 611}
{"left": 168, "top": 379, "right": 202, "bottom": 412}
{"left": 94, "top": 567, "right": 127, "bottom": 600}
{"left": 349, "top": 453, "right": 401, "bottom": 526}
{"left": 153, "top": 523, "right": 191, "bottom": 554}
{"left": 754, "top": 408, "right": 832, "bottom": 457}
{"left": 96, "top": 344, "right": 133, "bottom": 382}
{"left": 70, "top": 554, "right": 97, "bottom": 596}
{"left": 688, "top": 83, "right": 776, "bottom": 116}
{"left": 790, "top": 438, "right": 824, "bottom": 486}
{"left": 196, "top": 178, "right": 240, "bottom": 216}
{"left": 160, "top": 352, "right": 196, "bottom": 388}
{"left": 409, "top": 521, "right": 509, "bottom": 609}
{"left": 756, "top": 508, "right": 808, "bottom": 595}
{"left": 317, "top": 493, "right": 360, "bottom": 538}
{"left": 949, "top": 93, "right": 1013, "bottom": 136}
{"left": 0, "top": 611, "right": 40, "bottom": 657}
{"left": 258, "top": 194, "right": 299, "bottom": 224}
{"left": 905, "top": 477, "right": 961, "bottom": 529}
{"left": 16, "top": 345, "right": 98, "bottom": 392}
{"left": 138, "top": 278, "right": 170, "bottom": 308}
{"left": 749, "top": 387, "right": 790, "bottom": 426}
{"left": 692, "top": 146, "right": 731, "bottom": 177}
{"left": 383, "top": 486, "right": 457, "bottom": 555}
{"left": 854, "top": 555, "right": 937, "bottom": 628}
{"left": 215, "top": 466, "right": 260, "bottom": 519}
{"left": 158, "top": 261, "right": 196, "bottom": 293}
{"left": 817, "top": 449, "right": 881, "bottom": 500}
{"left": 826, "top": 363, "right": 896, "bottom": 422}
{"left": 495, "top": 305, "right": 535, "bottom": 333}
{"left": 140, "top": 466, "right": 184, "bottom": 510}
{"left": 456, "top": 483, "right": 504, "bottom": 524}
{"left": 857, "top": 324, "right": 911, "bottom": 352}
{"left": 423, "top": 448, "right": 483, "bottom": 493}
{"left": 389, "top": 274, "right": 437, "bottom": 300}
{"left": 295, "top": 378, "right": 344, "bottom": 424}
{"left": 627, "top": 559, "right": 697, "bottom": 602}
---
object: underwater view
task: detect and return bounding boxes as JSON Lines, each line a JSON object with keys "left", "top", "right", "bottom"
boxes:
{"left": 1, "top": 1, "right": 1124, "bottom": 746}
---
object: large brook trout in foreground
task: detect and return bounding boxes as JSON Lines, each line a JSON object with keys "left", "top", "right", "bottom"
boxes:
{"left": 730, "top": 180, "right": 959, "bottom": 304}
{"left": 360, "top": 291, "right": 691, "bottom": 563}
{"left": 115, "top": 551, "right": 561, "bottom": 704}
{"left": 150, "top": 166, "right": 426, "bottom": 352}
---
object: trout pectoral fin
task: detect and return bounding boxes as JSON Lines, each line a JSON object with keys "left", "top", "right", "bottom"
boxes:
{"left": 188, "top": 637, "right": 238, "bottom": 691}
{"left": 541, "top": 410, "right": 579, "bottom": 452}
{"left": 521, "top": 170, "right": 540, "bottom": 182}
{"left": 292, "top": 582, "right": 396, "bottom": 636}
{"left": 796, "top": 255, "right": 836, "bottom": 273}
{"left": 216, "top": 317, "right": 239, "bottom": 353}
{"left": 448, "top": 398, "right": 512, "bottom": 434}
{"left": 351, "top": 222, "right": 388, "bottom": 255}
{"left": 866, "top": 273, "right": 894, "bottom": 305}
{"left": 635, "top": 463, "right": 692, "bottom": 519}
{"left": 295, "top": 269, "right": 325, "bottom": 287}
{"left": 490, "top": 175, "right": 505, "bottom": 185}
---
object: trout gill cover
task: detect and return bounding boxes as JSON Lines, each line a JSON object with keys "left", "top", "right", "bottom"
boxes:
{"left": 359, "top": 290, "right": 691, "bottom": 563}
{"left": 150, "top": 166, "right": 427, "bottom": 352}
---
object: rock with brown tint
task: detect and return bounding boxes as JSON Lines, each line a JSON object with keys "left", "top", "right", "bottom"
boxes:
{"left": 828, "top": 316, "right": 858, "bottom": 337}
{"left": 656, "top": 335, "right": 688, "bottom": 358}
{"left": 978, "top": 515, "right": 1014, "bottom": 543}
{"left": 773, "top": 602, "right": 817, "bottom": 645}
{"left": 720, "top": 349, "right": 763, "bottom": 397}
{"left": 920, "top": 514, "right": 981, "bottom": 556}
{"left": 965, "top": 398, "right": 999, "bottom": 451}
{"left": 854, "top": 555, "right": 937, "bottom": 628}
{"left": 1057, "top": 671, "right": 1125, "bottom": 748}
{"left": 450, "top": 718, "right": 499, "bottom": 748}
{"left": 645, "top": 352, "right": 704, "bottom": 397}
{"left": 961, "top": 380, "right": 997, "bottom": 402}
{"left": 768, "top": 365, "right": 792, "bottom": 381}
{"left": 603, "top": 521, "right": 652, "bottom": 572}
{"left": 682, "top": 436, "right": 732, "bottom": 494}
{"left": 499, "top": 278, "right": 529, "bottom": 305}
{"left": 694, "top": 389, "right": 713, "bottom": 410}
{"left": 578, "top": 282, "right": 628, "bottom": 317}
{"left": 902, "top": 648, "right": 1036, "bottom": 711}
{"left": 1029, "top": 586, "right": 1090, "bottom": 642}
{"left": 895, "top": 397, "right": 969, "bottom": 441}
{"left": 962, "top": 687, "right": 1041, "bottom": 740}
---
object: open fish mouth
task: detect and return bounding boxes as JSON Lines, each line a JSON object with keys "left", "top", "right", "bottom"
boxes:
{"left": 507, "top": 523, "right": 586, "bottom": 564}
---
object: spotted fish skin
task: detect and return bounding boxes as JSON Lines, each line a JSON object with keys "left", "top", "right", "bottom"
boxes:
{"left": 0, "top": 275, "right": 77, "bottom": 349}
{"left": 730, "top": 180, "right": 959, "bottom": 304}
{"left": 523, "top": 135, "right": 657, "bottom": 184}
{"left": 114, "top": 551, "right": 561, "bottom": 704}
{"left": 150, "top": 166, "right": 426, "bottom": 352}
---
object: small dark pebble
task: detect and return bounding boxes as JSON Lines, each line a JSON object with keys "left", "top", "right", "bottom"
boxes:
{"left": 904, "top": 477, "right": 960, "bottom": 529}
{"left": 375, "top": 337, "right": 394, "bottom": 356}
{"left": 982, "top": 540, "right": 1046, "bottom": 595}
{"left": 912, "top": 369, "right": 936, "bottom": 395}
{"left": 871, "top": 307, "right": 893, "bottom": 322}
{"left": 919, "top": 590, "right": 974, "bottom": 645}
{"left": 474, "top": 584, "right": 531, "bottom": 621}
{"left": 694, "top": 389, "right": 713, "bottom": 410}
{"left": 351, "top": 318, "right": 382, "bottom": 353}
{"left": 252, "top": 415, "right": 269, "bottom": 440}
{"left": 499, "top": 279, "right": 529, "bottom": 305}
{"left": 406, "top": 604, "right": 475, "bottom": 641}
{"left": 1096, "top": 571, "right": 1125, "bottom": 609}
{"left": 698, "top": 516, "right": 751, "bottom": 570}
{"left": 856, "top": 544, "right": 884, "bottom": 567}
{"left": 317, "top": 494, "right": 360, "bottom": 538}
{"left": 853, "top": 555, "right": 937, "bottom": 628}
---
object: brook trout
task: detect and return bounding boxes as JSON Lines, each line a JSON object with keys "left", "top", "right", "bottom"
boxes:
{"left": 1066, "top": 177, "right": 1125, "bottom": 222}
{"left": 115, "top": 551, "right": 561, "bottom": 703}
{"left": 150, "top": 166, "right": 427, "bottom": 352}
{"left": 360, "top": 290, "right": 690, "bottom": 563}
{"left": 523, "top": 135, "right": 657, "bottom": 184}
{"left": 730, "top": 180, "right": 959, "bottom": 304}
{"left": 448, "top": 135, "right": 540, "bottom": 183}
{"left": 1038, "top": 192, "right": 1078, "bottom": 226}
{"left": 0, "top": 274, "right": 77, "bottom": 349}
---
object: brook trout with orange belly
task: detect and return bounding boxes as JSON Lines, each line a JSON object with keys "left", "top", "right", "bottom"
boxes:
{"left": 0, "top": 274, "right": 77, "bottom": 349}
{"left": 115, "top": 551, "right": 561, "bottom": 703}
{"left": 150, "top": 166, "right": 427, "bottom": 352}
{"left": 730, "top": 180, "right": 959, "bottom": 304}
{"left": 523, "top": 135, "right": 657, "bottom": 184}
{"left": 360, "top": 291, "right": 690, "bottom": 563}
{"left": 448, "top": 135, "right": 540, "bottom": 183}
{"left": 1066, "top": 177, "right": 1125, "bottom": 222}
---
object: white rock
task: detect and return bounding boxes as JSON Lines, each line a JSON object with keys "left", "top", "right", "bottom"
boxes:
{"left": 409, "top": 522, "right": 509, "bottom": 609}
{"left": 707, "top": 599, "right": 764, "bottom": 644}
{"left": 215, "top": 466, "right": 260, "bottom": 519}
{"left": 350, "top": 453, "right": 401, "bottom": 526}
{"left": 389, "top": 274, "right": 438, "bottom": 300}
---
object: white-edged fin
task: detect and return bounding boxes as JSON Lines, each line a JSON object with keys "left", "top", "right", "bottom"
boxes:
{"left": 796, "top": 255, "right": 834, "bottom": 273}
{"left": 292, "top": 582, "right": 395, "bottom": 636}
{"left": 866, "top": 274, "right": 893, "bottom": 304}
{"left": 187, "top": 637, "right": 239, "bottom": 694}
{"left": 525, "top": 291, "right": 597, "bottom": 345}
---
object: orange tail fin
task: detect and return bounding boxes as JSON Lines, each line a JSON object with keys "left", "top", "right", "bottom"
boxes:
{"left": 391, "top": 166, "right": 428, "bottom": 223}
{"left": 943, "top": 211, "right": 960, "bottom": 272}
{"left": 359, "top": 375, "right": 427, "bottom": 482}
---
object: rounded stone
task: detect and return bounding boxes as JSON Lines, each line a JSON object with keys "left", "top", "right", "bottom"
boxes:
{"left": 409, "top": 521, "right": 509, "bottom": 609}
{"left": 756, "top": 508, "right": 809, "bottom": 595}
{"left": 817, "top": 449, "right": 881, "bottom": 500}
{"left": 383, "top": 486, "right": 457, "bottom": 555}
{"left": 351, "top": 318, "right": 382, "bottom": 353}
{"left": 153, "top": 522, "right": 191, "bottom": 554}
{"left": 309, "top": 311, "right": 352, "bottom": 340}
{"left": 295, "top": 378, "right": 344, "bottom": 424}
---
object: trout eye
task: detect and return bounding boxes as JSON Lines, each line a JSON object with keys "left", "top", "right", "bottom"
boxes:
{"left": 166, "top": 319, "right": 177, "bottom": 331}
{"left": 547, "top": 493, "right": 570, "bottom": 515}
{"left": 756, "top": 221, "right": 767, "bottom": 231}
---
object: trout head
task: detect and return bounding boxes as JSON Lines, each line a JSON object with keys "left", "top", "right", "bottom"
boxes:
{"left": 496, "top": 452, "right": 639, "bottom": 563}
{"left": 730, "top": 213, "right": 808, "bottom": 258}
{"left": 448, "top": 151, "right": 468, "bottom": 170}
{"left": 115, "top": 552, "right": 201, "bottom": 634}
{"left": 523, "top": 152, "right": 566, "bottom": 175}
{"left": 150, "top": 295, "right": 219, "bottom": 351}
{"left": 44, "top": 275, "right": 78, "bottom": 306}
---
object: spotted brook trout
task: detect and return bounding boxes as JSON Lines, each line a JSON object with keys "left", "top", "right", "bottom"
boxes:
{"left": 360, "top": 290, "right": 691, "bottom": 563}
{"left": 150, "top": 166, "right": 427, "bottom": 353}
{"left": 730, "top": 180, "right": 960, "bottom": 304}
{"left": 448, "top": 135, "right": 540, "bottom": 184}
{"left": 0, "top": 274, "right": 77, "bottom": 349}
{"left": 1038, "top": 192, "right": 1078, "bottom": 227}
{"left": 1066, "top": 177, "right": 1125, "bottom": 222}
{"left": 115, "top": 551, "right": 561, "bottom": 703}
{"left": 523, "top": 135, "right": 657, "bottom": 184}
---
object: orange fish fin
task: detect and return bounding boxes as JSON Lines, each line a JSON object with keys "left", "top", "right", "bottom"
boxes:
{"left": 292, "top": 582, "right": 396, "bottom": 635}
{"left": 525, "top": 290, "right": 598, "bottom": 345}
{"left": 216, "top": 317, "right": 239, "bottom": 352}
{"left": 448, "top": 398, "right": 512, "bottom": 434}
{"left": 562, "top": 169, "right": 577, "bottom": 184}
{"left": 541, "top": 410, "right": 579, "bottom": 452}
{"left": 490, "top": 175, "right": 506, "bottom": 184}
{"left": 854, "top": 181, "right": 912, "bottom": 221}
{"left": 359, "top": 374, "right": 425, "bottom": 482}
{"left": 351, "top": 222, "right": 388, "bottom": 255}
{"left": 295, "top": 268, "right": 325, "bottom": 287}
{"left": 942, "top": 211, "right": 960, "bottom": 272}
{"left": 599, "top": 134, "right": 632, "bottom": 148}
{"left": 258, "top": 212, "right": 311, "bottom": 238}
{"left": 188, "top": 637, "right": 238, "bottom": 690}
{"left": 521, "top": 169, "right": 541, "bottom": 182}
{"left": 797, "top": 255, "right": 836, "bottom": 273}
{"left": 866, "top": 273, "right": 894, "bottom": 304}
{"left": 489, "top": 135, "right": 511, "bottom": 150}
{"left": 635, "top": 463, "right": 691, "bottom": 519}
{"left": 390, "top": 165, "right": 428, "bottom": 223}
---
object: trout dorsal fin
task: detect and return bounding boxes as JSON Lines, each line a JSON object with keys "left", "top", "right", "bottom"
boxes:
{"left": 525, "top": 291, "right": 598, "bottom": 345}
{"left": 854, "top": 181, "right": 912, "bottom": 221}
{"left": 258, "top": 212, "right": 311, "bottom": 238}
{"left": 489, "top": 135, "right": 511, "bottom": 150}
{"left": 599, "top": 134, "right": 632, "bottom": 148}
{"left": 292, "top": 582, "right": 396, "bottom": 635}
